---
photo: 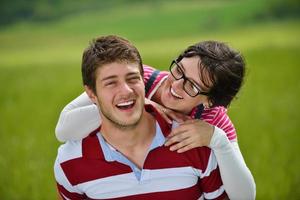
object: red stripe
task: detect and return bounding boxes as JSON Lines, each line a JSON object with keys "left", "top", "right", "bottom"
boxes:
{"left": 201, "top": 167, "right": 223, "bottom": 193}
{"left": 61, "top": 157, "right": 132, "bottom": 185}
{"left": 57, "top": 183, "right": 86, "bottom": 200}
{"left": 82, "top": 132, "right": 103, "bottom": 159}
{"left": 143, "top": 65, "right": 155, "bottom": 83}
{"left": 62, "top": 134, "right": 132, "bottom": 185}
{"left": 145, "top": 104, "right": 171, "bottom": 137}
{"left": 214, "top": 192, "right": 228, "bottom": 200}
{"left": 202, "top": 106, "right": 237, "bottom": 141}
{"left": 148, "top": 73, "right": 168, "bottom": 97}
{"left": 144, "top": 145, "right": 210, "bottom": 171}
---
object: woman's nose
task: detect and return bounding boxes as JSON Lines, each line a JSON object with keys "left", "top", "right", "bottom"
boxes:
{"left": 172, "top": 78, "right": 184, "bottom": 91}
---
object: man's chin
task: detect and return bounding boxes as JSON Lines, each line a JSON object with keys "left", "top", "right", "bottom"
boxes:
{"left": 111, "top": 112, "right": 143, "bottom": 129}
{"left": 113, "top": 118, "right": 141, "bottom": 129}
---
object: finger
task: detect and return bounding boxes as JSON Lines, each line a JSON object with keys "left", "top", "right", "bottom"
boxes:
{"left": 167, "top": 124, "right": 190, "bottom": 138}
{"left": 169, "top": 138, "right": 192, "bottom": 151}
{"left": 167, "top": 127, "right": 187, "bottom": 139}
{"left": 165, "top": 132, "right": 188, "bottom": 146}
{"left": 177, "top": 143, "right": 196, "bottom": 153}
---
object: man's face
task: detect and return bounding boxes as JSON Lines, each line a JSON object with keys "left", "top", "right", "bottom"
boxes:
{"left": 87, "top": 62, "right": 145, "bottom": 129}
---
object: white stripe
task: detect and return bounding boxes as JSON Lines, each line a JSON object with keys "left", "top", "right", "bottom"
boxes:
{"left": 215, "top": 114, "right": 226, "bottom": 127}
{"left": 221, "top": 117, "right": 230, "bottom": 129}
{"left": 77, "top": 167, "right": 200, "bottom": 199}
{"left": 58, "top": 140, "right": 83, "bottom": 163}
{"left": 148, "top": 75, "right": 168, "bottom": 99}
{"left": 60, "top": 193, "right": 71, "bottom": 200}
{"left": 198, "top": 195, "right": 204, "bottom": 200}
{"left": 54, "top": 157, "right": 83, "bottom": 194}
{"left": 221, "top": 121, "right": 232, "bottom": 131}
{"left": 204, "top": 185, "right": 225, "bottom": 199}
{"left": 201, "top": 151, "right": 218, "bottom": 178}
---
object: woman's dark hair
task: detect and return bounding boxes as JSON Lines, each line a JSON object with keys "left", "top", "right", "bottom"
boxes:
{"left": 177, "top": 41, "right": 245, "bottom": 107}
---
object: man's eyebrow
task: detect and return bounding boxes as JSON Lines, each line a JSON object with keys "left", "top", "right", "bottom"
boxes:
{"left": 101, "top": 75, "right": 117, "bottom": 82}
{"left": 101, "top": 72, "right": 140, "bottom": 82}
{"left": 126, "top": 72, "right": 140, "bottom": 77}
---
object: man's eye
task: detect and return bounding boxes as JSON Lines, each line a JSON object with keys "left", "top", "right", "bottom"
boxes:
{"left": 105, "top": 82, "right": 116, "bottom": 86}
{"left": 128, "top": 77, "right": 141, "bottom": 82}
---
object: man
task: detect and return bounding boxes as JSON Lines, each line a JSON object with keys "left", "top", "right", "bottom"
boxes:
{"left": 54, "top": 35, "right": 228, "bottom": 200}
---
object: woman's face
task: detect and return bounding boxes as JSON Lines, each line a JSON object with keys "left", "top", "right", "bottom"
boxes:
{"left": 160, "top": 56, "right": 212, "bottom": 114}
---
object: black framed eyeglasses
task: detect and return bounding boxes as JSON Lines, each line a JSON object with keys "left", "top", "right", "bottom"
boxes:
{"left": 169, "top": 60, "right": 209, "bottom": 97}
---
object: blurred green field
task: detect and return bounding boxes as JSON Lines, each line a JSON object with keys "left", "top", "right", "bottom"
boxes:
{"left": 0, "top": 0, "right": 299, "bottom": 199}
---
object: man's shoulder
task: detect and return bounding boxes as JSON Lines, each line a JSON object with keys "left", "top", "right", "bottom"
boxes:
{"left": 57, "top": 140, "right": 83, "bottom": 164}
{"left": 57, "top": 132, "right": 102, "bottom": 163}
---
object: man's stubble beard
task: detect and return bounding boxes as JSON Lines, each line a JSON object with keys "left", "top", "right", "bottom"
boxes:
{"left": 98, "top": 99, "right": 144, "bottom": 130}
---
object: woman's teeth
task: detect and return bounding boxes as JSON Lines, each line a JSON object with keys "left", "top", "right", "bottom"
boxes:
{"left": 170, "top": 88, "right": 183, "bottom": 99}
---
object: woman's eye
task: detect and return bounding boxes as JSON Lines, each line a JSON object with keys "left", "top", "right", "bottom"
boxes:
{"left": 176, "top": 67, "right": 182, "bottom": 75}
{"left": 191, "top": 85, "right": 199, "bottom": 93}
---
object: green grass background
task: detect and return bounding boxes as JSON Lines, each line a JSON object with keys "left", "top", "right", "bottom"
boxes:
{"left": 0, "top": 0, "right": 299, "bottom": 199}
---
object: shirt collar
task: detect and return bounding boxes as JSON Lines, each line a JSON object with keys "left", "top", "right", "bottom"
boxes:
{"left": 97, "top": 121, "right": 165, "bottom": 162}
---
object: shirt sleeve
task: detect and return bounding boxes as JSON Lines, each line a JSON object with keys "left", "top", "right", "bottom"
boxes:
{"left": 198, "top": 149, "right": 228, "bottom": 200}
{"left": 209, "top": 127, "right": 256, "bottom": 200}
{"left": 143, "top": 65, "right": 169, "bottom": 99}
{"left": 54, "top": 150, "right": 86, "bottom": 200}
{"left": 143, "top": 65, "right": 156, "bottom": 85}
{"left": 55, "top": 92, "right": 101, "bottom": 142}
{"left": 201, "top": 106, "right": 237, "bottom": 141}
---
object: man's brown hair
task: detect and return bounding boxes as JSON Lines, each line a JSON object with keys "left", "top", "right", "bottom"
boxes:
{"left": 82, "top": 35, "right": 143, "bottom": 93}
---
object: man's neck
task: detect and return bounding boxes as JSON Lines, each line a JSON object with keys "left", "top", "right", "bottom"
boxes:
{"left": 100, "top": 110, "right": 156, "bottom": 168}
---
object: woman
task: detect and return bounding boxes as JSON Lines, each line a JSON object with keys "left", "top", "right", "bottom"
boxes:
{"left": 55, "top": 40, "right": 256, "bottom": 199}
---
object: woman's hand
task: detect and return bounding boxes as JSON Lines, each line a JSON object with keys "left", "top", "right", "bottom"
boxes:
{"left": 145, "top": 98, "right": 190, "bottom": 124}
{"left": 164, "top": 119, "right": 215, "bottom": 153}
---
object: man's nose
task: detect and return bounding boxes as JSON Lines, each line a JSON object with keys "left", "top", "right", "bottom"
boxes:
{"left": 118, "top": 82, "right": 133, "bottom": 94}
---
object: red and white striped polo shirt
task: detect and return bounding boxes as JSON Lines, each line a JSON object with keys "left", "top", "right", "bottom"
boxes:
{"left": 54, "top": 105, "right": 227, "bottom": 200}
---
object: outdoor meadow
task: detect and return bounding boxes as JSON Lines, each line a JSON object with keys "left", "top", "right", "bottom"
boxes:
{"left": 0, "top": 0, "right": 299, "bottom": 199}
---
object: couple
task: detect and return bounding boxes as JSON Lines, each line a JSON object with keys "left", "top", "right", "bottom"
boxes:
{"left": 54, "top": 35, "right": 255, "bottom": 199}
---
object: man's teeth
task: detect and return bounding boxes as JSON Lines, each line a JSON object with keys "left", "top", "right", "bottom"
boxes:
{"left": 117, "top": 100, "right": 134, "bottom": 107}
{"left": 170, "top": 88, "right": 183, "bottom": 99}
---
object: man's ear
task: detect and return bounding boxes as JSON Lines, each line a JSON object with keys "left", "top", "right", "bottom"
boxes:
{"left": 84, "top": 85, "right": 98, "bottom": 105}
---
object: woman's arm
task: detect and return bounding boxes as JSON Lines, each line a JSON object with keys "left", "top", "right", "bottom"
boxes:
{"left": 55, "top": 92, "right": 101, "bottom": 142}
{"left": 209, "top": 127, "right": 256, "bottom": 200}
{"left": 165, "top": 120, "right": 256, "bottom": 200}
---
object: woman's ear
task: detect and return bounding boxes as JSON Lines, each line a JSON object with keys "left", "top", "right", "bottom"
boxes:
{"left": 84, "top": 85, "right": 98, "bottom": 105}
{"left": 202, "top": 97, "right": 212, "bottom": 109}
